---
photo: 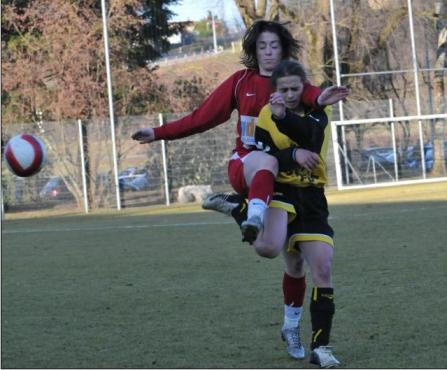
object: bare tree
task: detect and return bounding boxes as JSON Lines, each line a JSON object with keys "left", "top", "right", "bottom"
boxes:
{"left": 232, "top": 0, "right": 446, "bottom": 177}
{"left": 234, "top": 0, "right": 280, "bottom": 27}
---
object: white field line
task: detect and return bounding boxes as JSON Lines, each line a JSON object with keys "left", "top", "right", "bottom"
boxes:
{"left": 2, "top": 203, "right": 446, "bottom": 235}
{"left": 2, "top": 220, "right": 235, "bottom": 234}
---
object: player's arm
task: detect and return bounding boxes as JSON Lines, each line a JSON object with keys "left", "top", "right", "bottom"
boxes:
{"left": 255, "top": 124, "right": 319, "bottom": 172}
{"left": 302, "top": 83, "right": 349, "bottom": 109}
{"left": 269, "top": 92, "right": 314, "bottom": 149}
{"left": 271, "top": 146, "right": 319, "bottom": 172}
{"left": 271, "top": 110, "right": 317, "bottom": 149}
{"left": 132, "top": 72, "right": 239, "bottom": 144}
{"left": 316, "top": 85, "right": 349, "bottom": 107}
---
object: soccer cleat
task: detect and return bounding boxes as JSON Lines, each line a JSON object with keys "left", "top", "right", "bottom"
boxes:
{"left": 240, "top": 215, "right": 262, "bottom": 244}
{"left": 281, "top": 327, "right": 305, "bottom": 360}
{"left": 202, "top": 192, "right": 243, "bottom": 216}
{"left": 310, "top": 346, "right": 340, "bottom": 368}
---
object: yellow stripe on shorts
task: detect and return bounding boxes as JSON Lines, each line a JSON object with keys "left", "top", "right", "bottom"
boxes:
{"left": 287, "top": 233, "right": 334, "bottom": 253}
{"left": 269, "top": 199, "right": 296, "bottom": 223}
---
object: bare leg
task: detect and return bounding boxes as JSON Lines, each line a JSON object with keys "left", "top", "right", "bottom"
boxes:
{"left": 252, "top": 207, "right": 288, "bottom": 258}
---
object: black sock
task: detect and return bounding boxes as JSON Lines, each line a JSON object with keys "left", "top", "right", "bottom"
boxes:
{"left": 231, "top": 199, "right": 248, "bottom": 226}
{"left": 310, "top": 287, "right": 335, "bottom": 350}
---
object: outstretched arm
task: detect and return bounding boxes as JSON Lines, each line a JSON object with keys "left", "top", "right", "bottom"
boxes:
{"left": 131, "top": 71, "right": 241, "bottom": 144}
{"left": 132, "top": 128, "right": 155, "bottom": 144}
{"left": 317, "top": 86, "right": 349, "bottom": 107}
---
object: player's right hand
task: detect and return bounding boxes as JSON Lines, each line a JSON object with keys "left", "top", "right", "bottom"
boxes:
{"left": 269, "top": 92, "right": 286, "bottom": 119}
{"left": 294, "top": 148, "right": 320, "bottom": 171}
{"left": 131, "top": 128, "right": 155, "bottom": 144}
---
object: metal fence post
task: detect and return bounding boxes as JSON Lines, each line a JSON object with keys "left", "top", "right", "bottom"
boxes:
{"left": 330, "top": 0, "right": 345, "bottom": 189}
{"left": 1, "top": 180, "right": 4, "bottom": 220}
{"left": 78, "top": 119, "right": 89, "bottom": 213}
{"left": 101, "top": 0, "right": 121, "bottom": 210}
{"left": 407, "top": 0, "right": 427, "bottom": 179}
{"left": 159, "top": 113, "right": 170, "bottom": 206}
{"left": 389, "top": 99, "right": 399, "bottom": 181}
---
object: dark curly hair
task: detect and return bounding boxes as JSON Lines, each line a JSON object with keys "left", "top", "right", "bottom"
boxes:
{"left": 241, "top": 20, "right": 301, "bottom": 70}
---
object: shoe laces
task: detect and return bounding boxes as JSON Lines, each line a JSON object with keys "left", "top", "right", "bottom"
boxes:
{"left": 284, "top": 327, "right": 302, "bottom": 347}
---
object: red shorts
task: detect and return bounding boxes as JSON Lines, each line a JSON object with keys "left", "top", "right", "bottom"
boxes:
{"left": 228, "top": 153, "right": 248, "bottom": 195}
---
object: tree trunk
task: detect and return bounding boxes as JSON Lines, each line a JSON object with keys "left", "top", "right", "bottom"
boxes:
{"left": 234, "top": 0, "right": 279, "bottom": 27}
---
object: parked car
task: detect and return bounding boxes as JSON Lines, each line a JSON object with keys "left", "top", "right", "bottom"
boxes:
{"left": 39, "top": 176, "right": 72, "bottom": 200}
{"left": 360, "top": 142, "right": 446, "bottom": 172}
{"left": 118, "top": 167, "right": 150, "bottom": 191}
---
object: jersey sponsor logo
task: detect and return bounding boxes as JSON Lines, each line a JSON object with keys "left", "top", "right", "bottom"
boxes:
{"left": 240, "top": 115, "right": 257, "bottom": 146}
{"left": 245, "top": 92, "right": 256, "bottom": 97}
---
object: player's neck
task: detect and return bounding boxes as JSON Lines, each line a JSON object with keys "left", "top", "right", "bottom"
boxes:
{"left": 291, "top": 104, "right": 304, "bottom": 115}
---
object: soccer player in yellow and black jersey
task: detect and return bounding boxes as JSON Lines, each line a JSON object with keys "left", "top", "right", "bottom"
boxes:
{"left": 255, "top": 60, "right": 340, "bottom": 368}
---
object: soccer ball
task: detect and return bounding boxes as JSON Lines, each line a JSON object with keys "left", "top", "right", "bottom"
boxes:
{"left": 4, "top": 134, "right": 47, "bottom": 177}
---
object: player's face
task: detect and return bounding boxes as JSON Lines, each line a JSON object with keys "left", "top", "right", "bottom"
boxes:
{"left": 256, "top": 31, "right": 283, "bottom": 76}
{"left": 276, "top": 75, "right": 304, "bottom": 110}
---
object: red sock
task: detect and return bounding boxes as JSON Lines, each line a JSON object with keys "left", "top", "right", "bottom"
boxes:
{"left": 248, "top": 169, "right": 275, "bottom": 203}
{"left": 283, "top": 273, "right": 306, "bottom": 307}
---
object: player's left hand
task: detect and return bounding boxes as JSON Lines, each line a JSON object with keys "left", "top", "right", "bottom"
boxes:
{"left": 294, "top": 148, "right": 320, "bottom": 171}
{"left": 131, "top": 128, "right": 155, "bottom": 144}
{"left": 317, "top": 86, "right": 349, "bottom": 106}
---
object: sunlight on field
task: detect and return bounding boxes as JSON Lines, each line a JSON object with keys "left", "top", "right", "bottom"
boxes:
{"left": 4, "top": 180, "right": 446, "bottom": 221}
{"left": 3, "top": 179, "right": 447, "bottom": 368}
{"left": 326, "top": 180, "right": 447, "bottom": 205}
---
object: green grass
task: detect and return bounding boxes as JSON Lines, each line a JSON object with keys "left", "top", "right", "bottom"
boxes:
{"left": 2, "top": 182, "right": 447, "bottom": 368}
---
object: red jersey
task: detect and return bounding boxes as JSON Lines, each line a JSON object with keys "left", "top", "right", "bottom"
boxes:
{"left": 153, "top": 69, "right": 321, "bottom": 157}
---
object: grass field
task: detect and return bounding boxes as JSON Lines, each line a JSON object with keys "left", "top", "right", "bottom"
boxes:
{"left": 2, "top": 181, "right": 447, "bottom": 369}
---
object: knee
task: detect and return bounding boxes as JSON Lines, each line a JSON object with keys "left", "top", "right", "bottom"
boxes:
{"left": 284, "top": 253, "right": 305, "bottom": 277}
{"left": 311, "top": 258, "right": 332, "bottom": 285}
{"left": 254, "top": 241, "right": 282, "bottom": 259}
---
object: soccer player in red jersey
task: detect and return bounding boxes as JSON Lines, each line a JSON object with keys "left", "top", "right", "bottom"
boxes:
{"left": 132, "top": 21, "right": 327, "bottom": 243}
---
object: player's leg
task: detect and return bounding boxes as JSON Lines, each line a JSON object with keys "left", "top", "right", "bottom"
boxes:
{"left": 251, "top": 182, "right": 296, "bottom": 257}
{"left": 289, "top": 186, "right": 339, "bottom": 368}
{"left": 299, "top": 240, "right": 339, "bottom": 368}
{"left": 251, "top": 206, "right": 288, "bottom": 258}
{"left": 281, "top": 245, "right": 306, "bottom": 359}
{"left": 240, "top": 151, "right": 278, "bottom": 243}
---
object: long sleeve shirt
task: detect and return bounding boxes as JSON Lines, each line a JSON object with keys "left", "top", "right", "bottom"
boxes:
{"left": 153, "top": 68, "right": 321, "bottom": 157}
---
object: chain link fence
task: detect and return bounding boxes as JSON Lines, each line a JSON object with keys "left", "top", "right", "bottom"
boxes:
{"left": 2, "top": 102, "right": 446, "bottom": 215}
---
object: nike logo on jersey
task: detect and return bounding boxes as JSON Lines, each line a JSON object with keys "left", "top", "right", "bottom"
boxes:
{"left": 246, "top": 92, "right": 256, "bottom": 97}
{"left": 309, "top": 114, "right": 320, "bottom": 122}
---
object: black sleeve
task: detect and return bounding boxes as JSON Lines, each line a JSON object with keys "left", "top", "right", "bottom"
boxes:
{"left": 271, "top": 110, "right": 313, "bottom": 147}
{"left": 272, "top": 109, "right": 328, "bottom": 152}
{"left": 255, "top": 127, "right": 299, "bottom": 172}
{"left": 271, "top": 146, "right": 299, "bottom": 172}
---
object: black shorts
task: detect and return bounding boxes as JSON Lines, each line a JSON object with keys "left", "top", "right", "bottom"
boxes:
{"left": 270, "top": 182, "right": 334, "bottom": 252}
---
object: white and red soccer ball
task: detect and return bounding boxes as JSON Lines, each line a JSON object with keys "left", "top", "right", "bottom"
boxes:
{"left": 4, "top": 134, "right": 47, "bottom": 177}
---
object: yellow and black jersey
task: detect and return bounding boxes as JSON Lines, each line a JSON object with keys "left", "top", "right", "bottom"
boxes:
{"left": 255, "top": 105, "right": 332, "bottom": 187}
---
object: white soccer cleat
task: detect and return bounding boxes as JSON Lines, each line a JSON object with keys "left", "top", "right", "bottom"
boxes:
{"left": 281, "top": 326, "right": 305, "bottom": 360}
{"left": 310, "top": 346, "right": 340, "bottom": 368}
{"left": 202, "top": 192, "right": 242, "bottom": 216}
